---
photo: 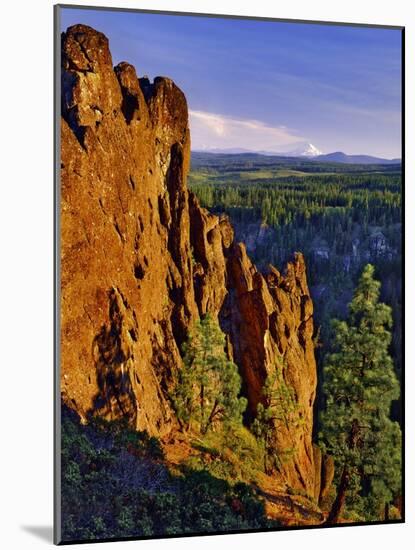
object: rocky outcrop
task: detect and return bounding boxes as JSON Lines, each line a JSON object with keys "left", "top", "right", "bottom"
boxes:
{"left": 60, "top": 24, "right": 318, "bottom": 495}
{"left": 220, "top": 245, "right": 317, "bottom": 494}
{"left": 60, "top": 24, "right": 195, "bottom": 436}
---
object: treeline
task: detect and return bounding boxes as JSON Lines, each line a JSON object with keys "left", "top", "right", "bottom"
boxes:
{"left": 191, "top": 174, "right": 401, "bottom": 230}
{"left": 189, "top": 166, "right": 402, "bottom": 416}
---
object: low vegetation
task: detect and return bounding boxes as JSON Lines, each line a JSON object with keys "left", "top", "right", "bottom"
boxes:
{"left": 61, "top": 408, "right": 279, "bottom": 542}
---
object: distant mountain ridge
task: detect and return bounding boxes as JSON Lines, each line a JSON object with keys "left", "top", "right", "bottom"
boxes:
{"left": 192, "top": 147, "right": 401, "bottom": 165}
{"left": 194, "top": 142, "right": 322, "bottom": 158}
{"left": 315, "top": 151, "right": 401, "bottom": 165}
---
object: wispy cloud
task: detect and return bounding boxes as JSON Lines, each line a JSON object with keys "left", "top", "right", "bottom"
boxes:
{"left": 61, "top": 9, "right": 401, "bottom": 158}
{"left": 189, "top": 110, "right": 307, "bottom": 152}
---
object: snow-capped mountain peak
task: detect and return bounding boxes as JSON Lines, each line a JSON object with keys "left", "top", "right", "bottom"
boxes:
{"left": 302, "top": 143, "right": 322, "bottom": 156}
{"left": 288, "top": 142, "right": 322, "bottom": 157}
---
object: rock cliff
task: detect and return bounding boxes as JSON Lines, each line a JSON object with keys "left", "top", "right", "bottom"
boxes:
{"left": 60, "top": 24, "right": 318, "bottom": 496}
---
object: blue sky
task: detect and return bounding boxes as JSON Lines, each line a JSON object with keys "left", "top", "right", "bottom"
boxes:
{"left": 60, "top": 7, "right": 402, "bottom": 158}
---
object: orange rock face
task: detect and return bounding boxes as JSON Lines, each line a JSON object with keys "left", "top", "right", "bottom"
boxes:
{"left": 60, "top": 24, "right": 318, "bottom": 495}
{"left": 221, "top": 246, "right": 317, "bottom": 494}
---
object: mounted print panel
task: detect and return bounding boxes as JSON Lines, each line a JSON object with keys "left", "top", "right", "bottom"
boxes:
{"left": 54, "top": 4, "right": 404, "bottom": 544}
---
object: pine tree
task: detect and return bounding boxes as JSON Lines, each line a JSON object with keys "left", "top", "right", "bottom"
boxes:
{"left": 252, "top": 365, "right": 300, "bottom": 474}
{"left": 319, "top": 264, "right": 401, "bottom": 523}
{"left": 173, "top": 314, "right": 247, "bottom": 435}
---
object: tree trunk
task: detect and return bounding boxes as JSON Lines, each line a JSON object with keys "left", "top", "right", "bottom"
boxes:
{"left": 205, "top": 399, "right": 219, "bottom": 432}
{"left": 200, "top": 384, "right": 205, "bottom": 433}
{"left": 326, "top": 465, "right": 349, "bottom": 524}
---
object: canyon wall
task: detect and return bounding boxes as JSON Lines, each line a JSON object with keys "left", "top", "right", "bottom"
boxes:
{"left": 60, "top": 24, "right": 318, "bottom": 495}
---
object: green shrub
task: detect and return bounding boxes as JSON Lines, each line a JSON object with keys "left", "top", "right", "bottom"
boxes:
{"left": 60, "top": 407, "right": 278, "bottom": 542}
{"left": 172, "top": 314, "right": 247, "bottom": 434}
{"left": 187, "top": 424, "right": 264, "bottom": 483}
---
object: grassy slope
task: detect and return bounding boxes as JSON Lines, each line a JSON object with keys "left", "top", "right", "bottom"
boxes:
{"left": 61, "top": 409, "right": 287, "bottom": 542}
{"left": 161, "top": 426, "right": 325, "bottom": 527}
{"left": 61, "top": 408, "right": 325, "bottom": 542}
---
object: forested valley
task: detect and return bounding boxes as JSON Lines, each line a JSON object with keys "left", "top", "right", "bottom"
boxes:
{"left": 189, "top": 152, "right": 403, "bottom": 426}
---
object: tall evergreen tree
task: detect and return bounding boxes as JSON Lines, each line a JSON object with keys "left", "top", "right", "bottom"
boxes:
{"left": 319, "top": 264, "right": 401, "bottom": 523}
{"left": 252, "top": 366, "right": 300, "bottom": 474}
{"left": 173, "top": 314, "right": 247, "bottom": 435}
